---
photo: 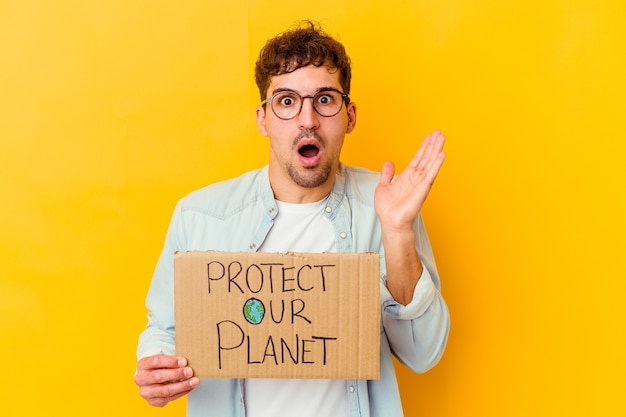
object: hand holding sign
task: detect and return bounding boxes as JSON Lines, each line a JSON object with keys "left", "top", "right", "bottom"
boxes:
{"left": 134, "top": 355, "right": 200, "bottom": 407}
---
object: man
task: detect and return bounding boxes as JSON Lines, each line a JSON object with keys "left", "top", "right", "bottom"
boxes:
{"left": 135, "top": 21, "right": 449, "bottom": 416}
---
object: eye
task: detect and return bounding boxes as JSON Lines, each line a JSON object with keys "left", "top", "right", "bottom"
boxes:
{"left": 315, "top": 94, "right": 334, "bottom": 105}
{"left": 280, "top": 97, "right": 294, "bottom": 106}
{"left": 275, "top": 93, "right": 299, "bottom": 108}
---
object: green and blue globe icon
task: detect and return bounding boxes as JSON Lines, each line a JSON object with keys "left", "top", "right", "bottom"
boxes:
{"left": 243, "top": 298, "right": 265, "bottom": 325}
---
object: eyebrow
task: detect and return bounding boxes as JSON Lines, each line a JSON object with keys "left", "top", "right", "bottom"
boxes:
{"left": 270, "top": 86, "right": 341, "bottom": 96}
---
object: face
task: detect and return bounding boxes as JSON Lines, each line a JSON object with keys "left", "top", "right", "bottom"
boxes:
{"left": 256, "top": 65, "right": 357, "bottom": 202}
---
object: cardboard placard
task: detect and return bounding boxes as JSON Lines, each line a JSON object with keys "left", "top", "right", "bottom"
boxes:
{"left": 174, "top": 251, "right": 380, "bottom": 379}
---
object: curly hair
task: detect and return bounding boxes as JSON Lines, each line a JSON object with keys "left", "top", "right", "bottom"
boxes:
{"left": 254, "top": 21, "right": 352, "bottom": 101}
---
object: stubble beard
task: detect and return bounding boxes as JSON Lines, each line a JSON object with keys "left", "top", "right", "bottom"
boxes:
{"left": 286, "top": 160, "right": 333, "bottom": 189}
{"left": 286, "top": 129, "right": 334, "bottom": 189}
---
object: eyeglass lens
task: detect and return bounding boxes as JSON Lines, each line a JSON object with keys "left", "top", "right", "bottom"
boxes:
{"left": 270, "top": 90, "right": 345, "bottom": 119}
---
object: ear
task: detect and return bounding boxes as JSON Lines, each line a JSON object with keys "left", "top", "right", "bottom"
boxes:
{"left": 346, "top": 101, "right": 357, "bottom": 134}
{"left": 256, "top": 105, "right": 268, "bottom": 136}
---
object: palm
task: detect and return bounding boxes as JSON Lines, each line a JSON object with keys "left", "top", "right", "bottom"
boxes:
{"left": 374, "top": 131, "right": 446, "bottom": 230}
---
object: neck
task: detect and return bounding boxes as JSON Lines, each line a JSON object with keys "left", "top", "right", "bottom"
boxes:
{"left": 271, "top": 179, "right": 334, "bottom": 203}
{"left": 268, "top": 166, "right": 337, "bottom": 203}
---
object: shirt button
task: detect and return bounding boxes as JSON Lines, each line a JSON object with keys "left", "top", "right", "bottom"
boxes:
{"left": 340, "top": 232, "right": 347, "bottom": 239}
{"left": 325, "top": 206, "right": 332, "bottom": 213}
{"left": 349, "top": 385, "right": 355, "bottom": 393}
{"left": 249, "top": 243, "right": 256, "bottom": 249}
{"left": 269, "top": 207, "right": 275, "bottom": 213}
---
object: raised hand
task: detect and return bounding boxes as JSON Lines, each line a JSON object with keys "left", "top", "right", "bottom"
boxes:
{"left": 374, "top": 130, "right": 446, "bottom": 305}
{"left": 374, "top": 130, "right": 446, "bottom": 231}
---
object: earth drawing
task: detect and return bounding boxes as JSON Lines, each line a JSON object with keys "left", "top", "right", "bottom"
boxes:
{"left": 243, "top": 298, "right": 265, "bottom": 325}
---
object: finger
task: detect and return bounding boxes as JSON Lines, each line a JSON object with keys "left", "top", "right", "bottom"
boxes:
{"left": 407, "top": 133, "right": 432, "bottom": 169}
{"left": 407, "top": 130, "right": 442, "bottom": 170}
{"left": 140, "top": 377, "right": 200, "bottom": 407}
{"left": 137, "top": 355, "right": 187, "bottom": 371}
{"left": 149, "top": 389, "right": 190, "bottom": 407}
{"left": 379, "top": 160, "right": 396, "bottom": 185}
{"left": 416, "top": 132, "right": 446, "bottom": 176}
{"left": 135, "top": 366, "right": 195, "bottom": 386}
{"left": 424, "top": 133, "right": 446, "bottom": 173}
{"left": 424, "top": 150, "right": 446, "bottom": 184}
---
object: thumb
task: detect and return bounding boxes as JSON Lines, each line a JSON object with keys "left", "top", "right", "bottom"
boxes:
{"left": 379, "top": 161, "right": 396, "bottom": 185}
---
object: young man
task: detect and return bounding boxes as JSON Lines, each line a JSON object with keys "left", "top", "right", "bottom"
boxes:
{"left": 135, "top": 21, "right": 449, "bottom": 416}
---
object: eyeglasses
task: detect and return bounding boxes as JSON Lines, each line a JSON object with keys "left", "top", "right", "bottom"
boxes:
{"left": 263, "top": 88, "right": 350, "bottom": 120}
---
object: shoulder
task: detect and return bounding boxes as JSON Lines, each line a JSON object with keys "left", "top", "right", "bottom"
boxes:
{"left": 342, "top": 165, "right": 381, "bottom": 204}
{"left": 180, "top": 167, "right": 266, "bottom": 216}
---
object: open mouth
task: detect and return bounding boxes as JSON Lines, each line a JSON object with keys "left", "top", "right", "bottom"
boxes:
{"left": 298, "top": 144, "right": 320, "bottom": 158}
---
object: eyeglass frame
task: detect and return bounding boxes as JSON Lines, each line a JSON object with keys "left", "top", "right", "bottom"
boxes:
{"left": 262, "top": 88, "right": 351, "bottom": 120}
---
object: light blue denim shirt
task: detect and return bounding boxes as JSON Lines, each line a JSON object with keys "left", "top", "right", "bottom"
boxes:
{"left": 137, "top": 164, "right": 450, "bottom": 416}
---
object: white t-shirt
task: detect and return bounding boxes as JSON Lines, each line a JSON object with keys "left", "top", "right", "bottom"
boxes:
{"left": 245, "top": 197, "right": 349, "bottom": 417}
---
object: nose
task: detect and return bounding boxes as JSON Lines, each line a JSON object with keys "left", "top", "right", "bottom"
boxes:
{"left": 297, "top": 96, "right": 320, "bottom": 130}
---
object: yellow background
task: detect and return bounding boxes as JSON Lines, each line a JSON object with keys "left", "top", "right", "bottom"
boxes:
{"left": 1, "top": 1, "right": 624, "bottom": 415}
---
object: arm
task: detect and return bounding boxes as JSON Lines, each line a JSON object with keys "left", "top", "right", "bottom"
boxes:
{"left": 374, "top": 130, "right": 446, "bottom": 304}
{"left": 375, "top": 131, "right": 449, "bottom": 372}
{"left": 135, "top": 201, "right": 200, "bottom": 406}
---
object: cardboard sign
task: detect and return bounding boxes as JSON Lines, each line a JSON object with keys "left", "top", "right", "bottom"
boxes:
{"left": 174, "top": 251, "right": 380, "bottom": 379}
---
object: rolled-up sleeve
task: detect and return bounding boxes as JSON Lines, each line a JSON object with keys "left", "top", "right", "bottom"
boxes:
{"left": 380, "top": 264, "right": 450, "bottom": 373}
